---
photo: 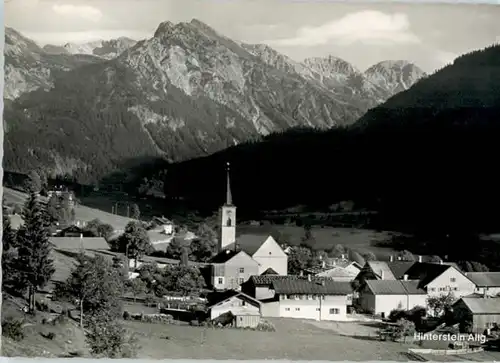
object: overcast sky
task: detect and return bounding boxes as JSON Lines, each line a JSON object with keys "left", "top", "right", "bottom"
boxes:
{"left": 5, "top": 0, "right": 500, "bottom": 72}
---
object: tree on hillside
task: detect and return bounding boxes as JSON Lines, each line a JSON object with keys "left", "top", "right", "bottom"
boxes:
{"left": 14, "top": 192, "right": 55, "bottom": 313}
{"left": 130, "top": 203, "right": 140, "bottom": 220}
{"left": 24, "top": 170, "right": 42, "bottom": 193}
{"left": 166, "top": 237, "right": 186, "bottom": 260}
{"left": 115, "top": 221, "right": 152, "bottom": 269}
{"left": 328, "top": 244, "right": 346, "bottom": 258}
{"left": 189, "top": 222, "right": 218, "bottom": 262}
{"left": 427, "top": 293, "right": 455, "bottom": 317}
{"left": 85, "top": 310, "right": 140, "bottom": 358}
{"left": 361, "top": 251, "right": 377, "bottom": 262}
{"left": 428, "top": 255, "right": 442, "bottom": 263}
{"left": 300, "top": 224, "right": 316, "bottom": 250}
{"left": 154, "top": 265, "right": 205, "bottom": 296}
{"left": 398, "top": 250, "right": 416, "bottom": 262}
{"left": 125, "top": 278, "right": 147, "bottom": 303}
{"left": 55, "top": 254, "right": 125, "bottom": 327}
{"left": 2, "top": 200, "right": 19, "bottom": 292}
{"left": 85, "top": 219, "right": 115, "bottom": 240}
{"left": 288, "top": 246, "right": 313, "bottom": 275}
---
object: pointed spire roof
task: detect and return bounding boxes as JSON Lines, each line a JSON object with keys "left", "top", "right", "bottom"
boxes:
{"left": 226, "top": 162, "right": 233, "bottom": 206}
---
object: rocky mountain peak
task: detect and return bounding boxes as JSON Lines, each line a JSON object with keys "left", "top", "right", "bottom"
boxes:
{"left": 304, "top": 55, "right": 361, "bottom": 77}
{"left": 364, "top": 60, "right": 426, "bottom": 94}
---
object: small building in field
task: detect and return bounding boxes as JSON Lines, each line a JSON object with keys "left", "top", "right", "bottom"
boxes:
{"left": 56, "top": 225, "right": 94, "bottom": 238}
{"left": 453, "top": 296, "right": 500, "bottom": 333}
{"left": 358, "top": 279, "right": 427, "bottom": 318}
{"left": 207, "top": 290, "right": 261, "bottom": 328}
{"left": 465, "top": 272, "right": 500, "bottom": 297}
{"left": 262, "top": 277, "right": 353, "bottom": 321}
{"left": 49, "top": 236, "right": 110, "bottom": 251}
{"left": 152, "top": 216, "right": 174, "bottom": 235}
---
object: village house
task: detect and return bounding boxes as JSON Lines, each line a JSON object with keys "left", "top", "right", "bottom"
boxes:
{"left": 260, "top": 277, "right": 353, "bottom": 320}
{"left": 465, "top": 272, "right": 500, "bottom": 297}
{"left": 453, "top": 295, "right": 500, "bottom": 334}
{"left": 152, "top": 216, "right": 174, "bottom": 235}
{"left": 357, "top": 279, "right": 427, "bottom": 318}
{"left": 209, "top": 250, "right": 260, "bottom": 290}
{"left": 241, "top": 273, "right": 295, "bottom": 300}
{"left": 355, "top": 260, "right": 416, "bottom": 286}
{"left": 207, "top": 290, "right": 262, "bottom": 328}
{"left": 56, "top": 224, "right": 94, "bottom": 238}
{"left": 49, "top": 235, "right": 110, "bottom": 251}
{"left": 305, "top": 258, "right": 362, "bottom": 282}
{"left": 208, "top": 163, "right": 288, "bottom": 289}
{"left": 404, "top": 262, "right": 476, "bottom": 298}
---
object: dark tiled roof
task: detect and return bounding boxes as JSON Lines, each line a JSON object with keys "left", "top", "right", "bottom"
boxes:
{"left": 366, "top": 280, "right": 426, "bottom": 295}
{"left": 250, "top": 274, "right": 298, "bottom": 286}
{"left": 49, "top": 237, "right": 109, "bottom": 250}
{"left": 405, "top": 262, "right": 455, "bottom": 288}
{"left": 387, "top": 262, "right": 416, "bottom": 279}
{"left": 233, "top": 234, "right": 268, "bottom": 256}
{"left": 271, "top": 279, "right": 352, "bottom": 295}
{"left": 457, "top": 297, "right": 500, "bottom": 314}
{"left": 207, "top": 290, "right": 261, "bottom": 309}
{"left": 210, "top": 249, "right": 241, "bottom": 264}
{"left": 261, "top": 267, "right": 278, "bottom": 275}
{"left": 466, "top": 272, "right": 500, "bottom": 287}
{"left": 366, "top": 261, "right": 397, "bottom": 280}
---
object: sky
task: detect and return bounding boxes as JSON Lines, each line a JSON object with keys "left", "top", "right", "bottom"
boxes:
{"left": 5, "top": 0, "right": 500, "bottom": 72}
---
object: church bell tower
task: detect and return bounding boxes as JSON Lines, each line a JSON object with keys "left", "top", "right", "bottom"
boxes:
{"left": 219, "top": 162, "right": 236, "bottom": 251}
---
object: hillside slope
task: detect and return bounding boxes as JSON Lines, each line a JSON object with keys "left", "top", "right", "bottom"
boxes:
{"left": 144, "top": 45, "right": 500, "bottom": 235}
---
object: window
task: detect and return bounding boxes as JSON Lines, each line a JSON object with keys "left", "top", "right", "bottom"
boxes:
{"left": 429, "top": 288, "right": 436, "bottom": 292}
{"left": 241, "top": 301, "right": 246, "bottom": 306}
{"left": 298, "top": 295, "right": 304, "bottom": 300}
{"left": 453, "top": 287, "right": 458, "bottom": 291}
{"left": 239, "top": 268, "right": 244, "bottom": 273}
{"left": 217, "top": 277, "right": 224, "bottom": 284}
{"left": 312, "top": 295, "right": 317, "bottom": 300}
{"left": 285, "top": 308, "right": 290, "bottom": 311}
{"left": 282, "top": 295, "right": 288, "bottom": 300}
{"left": 307, "top": 295, "right": 313, "bottom": 300}
{"left": 269, "top": 252, "right": 272, "bottom": 255}
{"left": 450, "top": 277, "right": 456, "bottom": 283}
{"left": 316, "top": 308, "right": 320, "bottom": 311}
{"left": 439, "top": 287, "right": 445, "bottom": 292}
{"left": 295, "top": 308, "right": 300, "bottom": 311}
{"left": 329, "top": 308, "right": 340, "bottom": 315}
{"left": 239, "top": 278, "right": 244, "bottom": 284}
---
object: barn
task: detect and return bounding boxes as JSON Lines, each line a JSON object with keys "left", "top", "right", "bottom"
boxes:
{"left": 453, "top": 296, "right": 500, "bottom": 333}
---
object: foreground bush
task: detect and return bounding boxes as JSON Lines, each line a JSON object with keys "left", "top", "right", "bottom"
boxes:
{"left": 2, "top": 317, "right": 25, "bottom": 341}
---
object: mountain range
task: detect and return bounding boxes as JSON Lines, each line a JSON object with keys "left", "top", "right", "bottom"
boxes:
{"left": 4, "top": 20, "right": 425, "bottom": 182}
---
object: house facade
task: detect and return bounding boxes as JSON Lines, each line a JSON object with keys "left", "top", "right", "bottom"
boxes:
{"left": 358, "top": 279, "right": 427, "bottom": 318}
{"left": 453, "top": 296, "right": 500, "bottom": 333}
{"left": 208, "top": 290, "right": 261, "bottom": 324}
{"left": 405, "top": 263, "right": 476, "bottom": 298}
{"left": 248, "top": 236, "right": 288, "bottom": 276}
{"left": 465, "top": 272, "right": 500, "bottom": 297}
{"left": 261, "top": 278, "right": 353, "bottom": 321}
{"left": 210, "top": 250, "right": 259, "bottom": 290}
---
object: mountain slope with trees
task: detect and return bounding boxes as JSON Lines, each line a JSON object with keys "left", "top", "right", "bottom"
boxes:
{"left": 137, "top": 45, "right": 500, "bottom": 237}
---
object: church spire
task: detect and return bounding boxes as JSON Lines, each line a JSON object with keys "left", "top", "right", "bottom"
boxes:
{"left": 226, "top": 162, "right": 233, "bottom": 206}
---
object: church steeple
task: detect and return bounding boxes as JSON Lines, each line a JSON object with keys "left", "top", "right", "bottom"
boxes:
{"left": 226, "top": 162, "right": 233, "bottom": 206}
{"left": 219, "top": 162, "right": 236, "bottom": 251}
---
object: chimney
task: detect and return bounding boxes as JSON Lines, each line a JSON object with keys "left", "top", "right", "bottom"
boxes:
{"left": 398, "top": 256, "right": 401, "bottom": 261}
{"left": 321, "top": 280, "right": 325, "bottom": 286}
{"left": 380, "top": 270, "right": 384, "bottom": 280}
{"left": 440, "top": 260, "right": 443, "bottom": 265}
{"left": 308, "top": 274, "right": 312, "bottom": 282}
{"left": 322, "top": 261, "right": 326, "bottom": 269}
{"left": 403, "top": 274, "right": 408, "bottom": 281}
{"left": 80, "top": 233, "right": 83, "bottom": 239}
{"left": 483, "top": 288, "right": 488, "bottom": 298}
{"left": 299, "top": 270, "right": 303, "bottom": 277}
{"left": 418, "top": 255, "right": 422, "bottom": 263}
{"left": 341, "top": 254, "right": 345, "bottom": 260}
{"left": 390, "top": 255, "right": 394, "bottom": 262}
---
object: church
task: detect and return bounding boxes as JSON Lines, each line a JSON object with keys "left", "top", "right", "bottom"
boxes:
{"left": 208, "top": 163, "right": 288, "bottom": 291}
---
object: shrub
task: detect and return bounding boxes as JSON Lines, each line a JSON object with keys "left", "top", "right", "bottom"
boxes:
{"left": 41, "top": 332, "right": 56, "bottom": 340}
{"left": 256, "top": 320, "right": 276, "bottom": 332}
{"left": 36, "top": 300, "right": 50, "bottom": 312}
{"left": 2, "top": 318, "right": 25, "bottom": 341}
{"left": 123, "top": 311, "right": 131, "bottom": 320}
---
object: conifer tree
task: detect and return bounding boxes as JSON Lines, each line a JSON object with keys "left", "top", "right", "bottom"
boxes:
{"left": 14, "top": 191, "right": 55, "bottom": 313}
{"left": 2, "top": 198, "right": 19, "bottom": 291}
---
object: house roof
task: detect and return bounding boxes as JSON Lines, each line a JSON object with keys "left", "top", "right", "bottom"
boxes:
{"left": 405, "top": 262, "right": 456, "bottom": 288}
{"left": 465, "top": 272, "right": 500, "bottom": 287}
{"left": 271, "top": 279, "right": 352, "bottom": 295}
{"left": 387, "top": 262, "right": 417, "bottom": 279}
{"left": 261, "top": 267, "right": 278, "bottom": 275}
{"left": 207, "top": 290, "right": 261, "bottom": 309}
{"left": 315, "top": 266, "right": 358, "bottom": 279}
{"left": 457, "top": 297, "right": 500, "bottom": 314}
{"left": 365, "top": 280, "right": 426, "bottom": 295}
{"left": 49, "top": 237, "right": 109, "bottom": 251}
{"left": 232, "top": 234, "right": 268, "bottom": 256}
{"left": 249, "top": 274, "right": 298, "bottom": 286}
{"left": 366, "top": 261, "right": 397, "bottom": 280}
{"left": 210, "top": 249, "right": 241, "bottom": 264}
